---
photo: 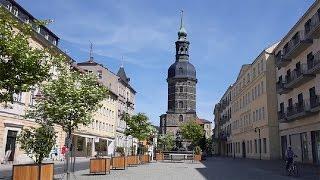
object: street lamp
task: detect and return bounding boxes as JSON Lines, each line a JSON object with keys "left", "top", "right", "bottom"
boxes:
{"left": 254, "top": 127, "right": 261, "bottom": 160}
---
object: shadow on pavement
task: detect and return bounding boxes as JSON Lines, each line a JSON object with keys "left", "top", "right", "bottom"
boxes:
{"left": 195, "top": 157, "right": 320, "bottom": 180}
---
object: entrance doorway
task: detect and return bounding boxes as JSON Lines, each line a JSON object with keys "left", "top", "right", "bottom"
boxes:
{"left": 242, "top": 141, "right": 246, "bottom": 158}
{"left": 281, "top": 136, "right": 287, "bottom": 160}
{"left": 5, "top": 130, "right": 18, "bottom": 161}
{"left": 311, "top": 131, "right": 320, "bottom": 164}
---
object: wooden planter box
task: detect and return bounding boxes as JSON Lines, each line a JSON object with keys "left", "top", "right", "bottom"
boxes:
{"left": 127, "top": 156, "right": 139, "bottom": 166}
{"left": 13, "top": 163, "right": 54, "bottom": 180}
{"left": 156, "top": 153, "right": 164, "bottom": 161}
{"left": 194, "top": 154, "right": 201, "bottom": 161}
{"left": 111, "top": 156, "right": 126, "bottom": 170}
{"left": 140, "top": 155, "right": 150, "bottom": 164}
{"left": 89, "top": 158, "right": 111, "bottom": 175}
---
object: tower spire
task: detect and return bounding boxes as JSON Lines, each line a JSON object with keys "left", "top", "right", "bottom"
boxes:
{"left": 89, "top": 42, "right": 94, "bottom": 62}
{"left": 178, "top": 10, "right": 187, "bottom": 38}
{"left": 180, "top": 10, "right": 184, "bottom": 30}
{"left": 121, "top": 56, "right": 124, "bottom": 68}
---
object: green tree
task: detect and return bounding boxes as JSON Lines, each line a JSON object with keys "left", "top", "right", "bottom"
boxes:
{"left": 180, "top": 121, "right": 204, "bottom": 146}
{"left": 157, "top": 133, "right": 174, "bottom": 151}
{"left": 0, "top": 7, "right": 63, "bottom": 104}
{"left": 123, "top": 113, "right": 154, "bottom": 141}
{"left": 26, "top": 69, "right": 107, "bottom": 177}
{"left": 17, "top": 124, "right": 57, "bottom": 164}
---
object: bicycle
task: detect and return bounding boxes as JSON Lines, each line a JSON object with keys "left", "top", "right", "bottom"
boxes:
{"left": 286, "top": 156, "right": 298, "bottom": 177}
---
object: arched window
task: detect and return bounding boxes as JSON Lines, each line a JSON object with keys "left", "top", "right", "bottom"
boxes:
{"left": 179, "top": 101, "right": 183, "bottom": 108}
{"left": 180, "top": 47, "right": 183, "bottom": 52}
{"left": 179, "top": 86, "right": 183, "bottom": 92}
{"left": 179, "top": 115, "right": 183, "bottom": 122}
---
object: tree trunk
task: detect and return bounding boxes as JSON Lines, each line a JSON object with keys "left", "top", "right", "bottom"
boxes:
{"left": 66, "top": 129, "right": 72, "bottom": 180}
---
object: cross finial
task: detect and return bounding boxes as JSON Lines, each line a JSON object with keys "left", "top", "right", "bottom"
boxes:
{"left": 89, "top": 41, "right": 94, "bottom": 61}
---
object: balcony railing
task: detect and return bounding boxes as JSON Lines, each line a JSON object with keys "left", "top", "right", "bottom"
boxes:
{"left": 305, "top": 10, "right": 320, "bottom": 39}
{"left": 310, "top": 95, "right": 320, "bottom": 112}
{"left": 285, "top": 64, "right": 315, "bottom": 89}
{"left": 276, "top": 81, "right": 291, "bottom": 94}
{"left": 307, "top": 51, "right": 320, "bottom": 74}
{"left": 275, "top": 53, "right": 291, "bottom": 68}
{"left": 278, "top": 111, "right": 286, "bottom": 121}
{"left": 286, "top": 101, "right": 311, "bottom": 121}
{"left": 283, "top": 30, "right": 312, "bottom": 60}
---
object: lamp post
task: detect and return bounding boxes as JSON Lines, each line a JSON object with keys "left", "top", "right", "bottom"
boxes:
{"left": 254, "top": 127, "right": 261, "bottom": 160}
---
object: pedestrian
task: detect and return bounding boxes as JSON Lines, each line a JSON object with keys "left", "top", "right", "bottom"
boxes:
{"left": 53, "top": 145, "right": 58, "bottom": 161}
{"left": 61, "top": 145, "right": 68, "bottom": 161}
{"left": 285, "top": 146, "right": 295, "bottom": 171}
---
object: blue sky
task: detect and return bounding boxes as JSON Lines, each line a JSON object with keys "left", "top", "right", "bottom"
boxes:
{"left": 18, "top": 0, "right": 314, "bottom": 125}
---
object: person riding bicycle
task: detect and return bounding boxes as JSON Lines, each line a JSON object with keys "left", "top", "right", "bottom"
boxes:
{"left": 285, "top": 146, "right": 295, "bottom": 171}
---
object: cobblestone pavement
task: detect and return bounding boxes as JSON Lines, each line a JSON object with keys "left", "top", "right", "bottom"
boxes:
{"left": 54, "top": 157, "right": 320, "bottom": 180}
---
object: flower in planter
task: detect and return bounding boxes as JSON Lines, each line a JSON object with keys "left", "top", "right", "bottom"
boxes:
{"left": 17, "top": 124, "right": 57, "bottom": 164}
{"left": 194, "top": 146, "right": 202, "bottom": 155}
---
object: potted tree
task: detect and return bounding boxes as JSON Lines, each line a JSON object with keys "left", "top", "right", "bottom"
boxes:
{"left": 112, "top": 147, "right": 126, "bottom": 169}
{"left": 26, "top": 69, "right": 108, "bottom": 180}
{"left": 13, "top": 124, "right": 56, "bottom": 180}
{"left": 123, "top": 113, "right": 154, "bottom": 164}
{"left": 90, "top": 140, "right": 111, "bottom": 175}
{"left": 127, "top": 146, "right": 139, "bottom": 166}
{"left": 194, "top": 146, "right": 202, "bottom": 161}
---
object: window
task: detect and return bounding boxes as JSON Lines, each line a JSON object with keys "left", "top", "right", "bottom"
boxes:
{"left": 29, "top": 89, "right": 35, "bottom": 106}
{"left": 97, "top": 70, "right": 102, "bottom": 79}
{"left": 179, "top": 101, "right": 183, "bottom": 108}
{"left": 253, "top": 111, "right": 256, "bottom": 121}
{"left": 13, "top": 92, "right": 22, "bottom": 103}
{"left": 179, "top": 115, "right": 183, "bottom": 122}
{"left": 179, "top": 86, "right": 183, "bottom": 92}
{"left": 254, "top": 139, "right": 257, "bottom": 153}
{"left": 262, "top": 107, "right": 265, "bottom": 119}
{"left": 259, "top": 108, "right": 262, "bottom": 120}
{"left": 263, "top": 138, "right": 267, "bottom": 153}
{"left": 76, "top": 136, "right": 85, "bottom": 151}
{"left": 261, "top": 81, "right": 264, "bottom": 94}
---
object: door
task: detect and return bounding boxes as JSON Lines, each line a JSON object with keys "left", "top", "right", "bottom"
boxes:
{"left": 290, "top": 134, "right": 302, "bottom": 162}
{"left": 242, "top": 141, "right": 246, "bottom": 158}
{"left": 281, "top": 136, "right": 287, "bottom": 160}
{"left": 309, "top": 87, "right": 317, "bottom": 108}
{"left": 86, "top": 139, "right": 92, "bottom": 157}
{"left": 298, "top": 93, "right": 304, "bottom": 110}
{"left": 311, "top": 131, "right": 320, "bottom": 164}
{"left": 307, "top": 52, "right": 314, "bottom": 69}
{"left": 5, "top": 130, "right": 18, "bottom": 161}
{"left": 301, "top": 133, "right": 309, "bottom": 162}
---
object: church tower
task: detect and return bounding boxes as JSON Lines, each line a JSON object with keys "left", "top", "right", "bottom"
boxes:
{"left": 160, "top": 11, "right": 197, "bottom": 137}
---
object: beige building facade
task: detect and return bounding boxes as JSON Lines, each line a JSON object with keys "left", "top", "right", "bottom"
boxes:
{"left": 215, "top": 44, "right": 280, "bottom": 160}
{"left": 275, "top": 1, "right": 320, "bottom": 164}
{"left": 115, "top": 67, "right": 137, "bottom": 155}
{"left": 75, "top": 59, "right": 119, "bottom": 156}
{"left": 213, "top": 86, "right": 232, "bottom": 156}
{"left": 0, "top": 0, "right": 69, "bottom": 163}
